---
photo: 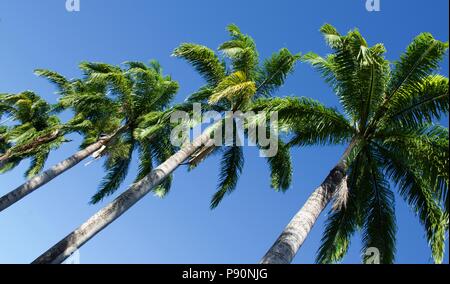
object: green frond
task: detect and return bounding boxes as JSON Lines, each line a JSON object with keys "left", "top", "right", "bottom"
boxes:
{"left": 313, "top": 25, "right": 390, "bottom": 125}
{"left": 209, "top": 71, "right": 256, "bottom": 104}
{"left": 153, "top": 177, "right": 172, "bottom": 199}
{"left": 387, "top": 75, "right": 449, "bottom": 127}
{"left": 149, "top": 60, "right": 163, "bottom": 74}
{"left": 127, "top": 65, "right": 179, "bottom": 111}
{"left": 378, "top": 124, "right": 449, "bottom": 210}
{"left": 219, "top": 24, "right": 259, "bottom": 78}
{"left": 361, "top": 148, "right": 397, "bottom": 264}
{"left": 185, "top": 87, "right": 214, "bottom": 104}
{"left": 0, "top": 157, "right": 21, "bottom": 174}
{"left": 387, "top": 33, "right": 448, "bottom": 103}
{"left": 124, "top": 61, "right": 148, "bottom": 70}
{"left": 320, "top": 24, "right": 342, "bottom": 49}
{"left": 88, "top": 71, "right": 132, "bottom": 99}
{"left": 376, "top": 142, "right": 447, "bottom": 263}
{"left": 135, "top": 140, "right": 153, "bottom": 182}
{"left": 79, "top": 62, "right": 121, "bottom": 75}
{"left": 34, "top": 69, "right": 72, "bottom": 95}
{"left": 25, "top": 150, "right": 49, "bottom": 178}
{"left": 148, "top": 130, "right": 175, "bottom": 197}
{"left": 173, "top": 43, "right": 226, "bottom": 86}
{"left": 265, "top": 139, "right": 292, "bottom": 191}
{"left": 256, "top": 48, "right": 300, "bottom": 98}
{"left": 0, "top": 126, "right": 10, "bottom": 154}
{"left": 135, "top": 110, "right": 174, "bottom": 141}
{"left": 302, "top": 52, "right": 337, "bottom": 88}
{"left": 210, "top": 145, "right": 244, "bottom": 209}
{"left": 251, "top": 97, "right": 354, "bottom": 146}
{"left": 91, "top": 135, "right": 134, "bottom": 204}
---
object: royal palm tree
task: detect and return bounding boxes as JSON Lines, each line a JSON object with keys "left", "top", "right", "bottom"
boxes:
{"left": 259, "top": 25, "right": 449, "bottom": 264}
{"left": 32, "top": 24, "right": 300, "bottom": 263}
{"left": 80, "top": 60, "right": 179, "bottom": 203}
{"left": 172, "top": 24, "right": 300, "bottom": 207}
{"left": 0, "top": 91, "right": 66, "bottom": 176}
{"left": 0, "top": 73, "right": 118, "bottom": 212}
{"left": 0, "top": 61, "right": 178, "bottom": 212}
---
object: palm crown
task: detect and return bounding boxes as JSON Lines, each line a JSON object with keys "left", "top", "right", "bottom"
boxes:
{"left": 173, "top": 24, "right": 301, "bottom": 208}
{"left": 257, "top": 24, "right": 449, "bottom": 263}
{"left": 0, "top": 91, "right": 65, "bottom": 176}
{"left": 36, "top": 61, "right": 179, "bottom": 203}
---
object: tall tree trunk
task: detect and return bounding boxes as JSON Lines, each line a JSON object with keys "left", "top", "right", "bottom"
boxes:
{"left": 260, "top": 140, "right": 357, "bottom": 264}
{"left": 32, "top": 128, "right": 215, "bottom": 264}
{"left": 0, "top": 127, "right": 126, "bottom": 213}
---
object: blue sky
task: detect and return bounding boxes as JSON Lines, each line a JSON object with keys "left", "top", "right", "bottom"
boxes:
{"left": 0, "top": 0, "right": 448, "bottom": 264}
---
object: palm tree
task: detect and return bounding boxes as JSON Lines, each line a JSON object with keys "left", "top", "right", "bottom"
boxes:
{"left": 79, "top": 60, "right": 179, "bottom": 203}
{"left": 172, "top": 24, "right": 300, "bottom": 208}
{"left": 259, "top": 25, "right": 449, "bottom": 264}
{"left": 32, "top": 24, "right": 300, "bottom": 263}
{"left": 0, "top": 73, "right": 118, "bottom": 212}
{"left": 0, "top": 61, "right": 178, "bottom": 212}
{"left": 0, "top": 91, "right": 66, "bottom": 176}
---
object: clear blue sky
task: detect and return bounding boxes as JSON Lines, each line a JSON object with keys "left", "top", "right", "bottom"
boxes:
{"left": 0, "top": 0, "right": 448, "bottom": 264}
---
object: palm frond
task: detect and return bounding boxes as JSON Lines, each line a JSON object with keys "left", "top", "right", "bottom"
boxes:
{"left": 210, "top": 144, "right": 244, "bottom": 209}
{"left": 256, "top": 48, "right": 301, "bottom": 98}
{"left": 25, "top": 149, "right": 50, "bottom": 178}
{"left": 148, "top": 129, "right": 175, "bottom": 198}
{"left": 209, "top": 71, "right": 256, "bottom": 104}
{"left": 387, "top": 75, "right": 449, "bottom": 127}
{"left": 376, "top": 142, "right": 447, "bottom": 263}
{"left": 361, "top": 148, "right": 397, "bottom": 264}
{"left": 387, "top": 33, "right": 448, "bottom": 103}
{"left": 135, "top": 140, "right": 153, "bottom": 182}
{"left": 219, "top": 24, "right": 259, "bottom": 78}
{"left": 34, "top": 69, "right": 72, "bottom": 95}
{"left": 265, "top": 139, "right": 292, "bottom": 191}
{"left": 251, "top": 97, "right": 354, "bottom": 146}
{"left": 311, "top": 25, "right": 389, "bottom": 125}
{"left": 173, "top": 43, "right": 226, "bottom": 86}
{"left": 377, "top": 124, "right": 449, "bottom": 210}
{"left": 90, "top": 134, "right": 134, "bottom": 204}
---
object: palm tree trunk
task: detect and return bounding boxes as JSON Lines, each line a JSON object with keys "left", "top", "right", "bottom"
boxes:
{"left": 260, "top": 140, "right": 357, "bottom": 264}
{"left": 32, "top": 127, "right": 215, "bottom": 264}
{"left": 0, "top": 127, "right": 126, "bottom": 213}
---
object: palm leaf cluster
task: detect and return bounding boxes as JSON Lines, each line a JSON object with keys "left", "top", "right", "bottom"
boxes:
{"left": 4, "top": 60, "right": 179, "bottom": 203}
{"left": 173, "top": 24, "right": 301, "bottom": 208}
{"left": 0, "top": 91, "right": 66, "bottom": 176}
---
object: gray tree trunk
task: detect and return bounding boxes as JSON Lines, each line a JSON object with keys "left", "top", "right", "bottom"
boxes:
{"left": 32, "top": 128, "right": 215, "bottom": 264}
{"left": 0, "top": 127, "right": 125, "bottom": 213}
{"left": 260, "top": 141, "right": 356, "bottom": 264}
